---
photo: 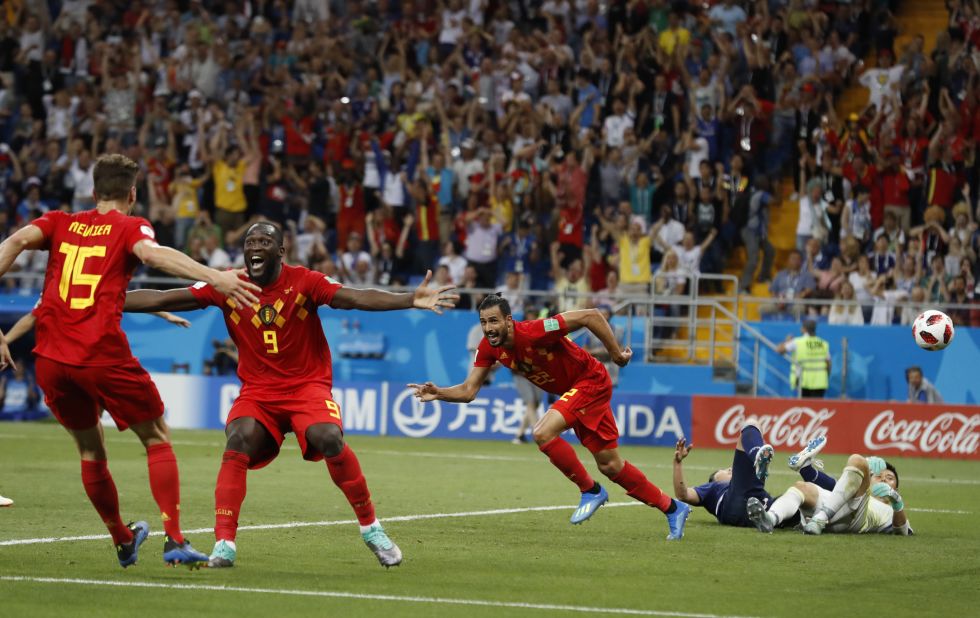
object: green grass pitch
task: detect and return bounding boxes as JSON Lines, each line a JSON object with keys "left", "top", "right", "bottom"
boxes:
{"left": 1, "top": 422, "right": 978, "bottom": 617}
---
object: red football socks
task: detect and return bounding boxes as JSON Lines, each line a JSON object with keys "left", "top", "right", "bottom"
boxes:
{"left": 146, "top": 443, "right": 185, "bottom": 544}
{"left": 612, "top": 461, "right": 671, "bottom": 512}
{"left": 214, "top": 450, "right": 250, "bottom": 542}
{"left": 539, "top": 437, "right": 595, "bottom": 492}
{"left": 325, "top": 445, "right": 375, "bottom": 526}
{"left": 80, "top": 459, "right": 133, "bottom": 545}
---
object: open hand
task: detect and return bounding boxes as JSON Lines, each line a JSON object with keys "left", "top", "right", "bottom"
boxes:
{"left": 407, "top": 381, "right": 439, "bottom": 402}
{"left": 214, "top": 268, "right": 261, "bottom": 307}
{"left": 674, "top": 438, "right": 693, "bottom": 463}
{"left": 412, "top": 269, "right": 459, "bottom": 315}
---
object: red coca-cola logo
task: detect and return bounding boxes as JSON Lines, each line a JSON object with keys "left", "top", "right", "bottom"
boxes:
{"left": 863, "top": 410, "right": 980, "bottom": 455}
{"left": 714, "top": 404, "right": 833, "bottom": 448}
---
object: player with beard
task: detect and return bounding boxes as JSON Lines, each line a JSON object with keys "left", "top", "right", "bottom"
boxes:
{"left": 408, "top": 295, "right": 692, "bottom": 540}
{"left": 123, "top": 222, "right": 458, "bottom": 568}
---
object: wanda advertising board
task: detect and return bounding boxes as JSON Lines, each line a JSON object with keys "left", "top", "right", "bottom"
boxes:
{"left": 691, "top": 396, "right": 980, "bottom": 460}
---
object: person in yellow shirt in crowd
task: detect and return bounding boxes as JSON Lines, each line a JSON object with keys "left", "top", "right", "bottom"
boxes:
{"left": 199, "top": 112, "right": 249, "bottom": 232}
{"left": 597, "top": 209, "right": 653, "bottom": 299}
{"left": 658, "top": 10, "right": 690, "bottom": 55}
{"left": 169, "top": 162, "right": 208, "bottom": 250}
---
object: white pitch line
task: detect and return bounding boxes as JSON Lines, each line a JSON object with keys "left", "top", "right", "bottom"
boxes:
{"left": 0, "top": 502, "right": 641, "bottom": 547}
{"left": 0, "top": 576, "right": 758, "bottom": 618}
{"left": 0, "top": 498, "right": 971, "bottom": 549}
{"left": 3, "top": 432, "right": 980, "bottom": 485}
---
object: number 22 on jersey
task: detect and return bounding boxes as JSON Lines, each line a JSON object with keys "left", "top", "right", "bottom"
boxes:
{"left": 58, "top": 242, "right": 106, "bottom": 309}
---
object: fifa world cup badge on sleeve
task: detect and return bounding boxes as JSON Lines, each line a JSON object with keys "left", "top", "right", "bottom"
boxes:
{"left": 544, "top": 318, "right": 560, "bottom": 332}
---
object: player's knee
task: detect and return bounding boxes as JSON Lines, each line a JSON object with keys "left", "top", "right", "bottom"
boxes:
{"left": 132, "top": 417, "right": 169, "bottom": 447}
{"left": 793, "top": 480, "right": 809, "bottom": 492}
{"left": 531, "top": 425, "right": 555, "bottom": 446}
{"left": 597, "top": 458, "right": 623, "bottom": 478}
{"left": 306, "top": 424, "right": 344, "bottom": 458}
{"left": 224, "top": 428, "right": 251, "bottom": 454}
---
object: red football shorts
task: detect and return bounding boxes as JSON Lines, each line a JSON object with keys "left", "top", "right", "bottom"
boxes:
{"left": 36, "top": 356, "right": 164, "bottom": 432}
{"left": 228, "top": 383, "right": 343, "bottom": 469}
{"left": 548, "top": 378, "right": 619, "bottom": 453}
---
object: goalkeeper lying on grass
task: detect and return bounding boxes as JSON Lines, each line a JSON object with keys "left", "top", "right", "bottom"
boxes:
{"left": 746, "top": 442, "right": 913, "bottom": 536}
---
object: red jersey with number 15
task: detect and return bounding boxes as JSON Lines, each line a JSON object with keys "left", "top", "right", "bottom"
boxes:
{"left": 473, "top": 315, "right": 609, "bottom": 395}
{"left": 32, "top": 209, "right": 157, "bottom": 366}
{"left": 188, "top": 264, "right": 343, "bottom": 396}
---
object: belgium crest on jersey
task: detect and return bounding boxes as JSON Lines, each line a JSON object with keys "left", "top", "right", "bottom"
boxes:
{"left": 258, "top": 304, "right": 278, "bottom": 326}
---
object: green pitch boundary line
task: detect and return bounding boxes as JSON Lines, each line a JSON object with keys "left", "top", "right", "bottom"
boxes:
{"left": 0, "top": 501, "right": 970, "bottom": 548}
{"left": 2, "top": 432, "right": 978, "bottom": 486}
{"left": 0, "top": 576, "right": 761, "bottom": 618}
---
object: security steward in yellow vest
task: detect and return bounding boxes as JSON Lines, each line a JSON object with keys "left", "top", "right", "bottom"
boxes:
{"left": 776, "top": 319, "right": 831, "bottom": 398}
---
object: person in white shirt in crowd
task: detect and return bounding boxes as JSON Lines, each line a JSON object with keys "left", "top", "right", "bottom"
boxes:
{"left": 65, "top": 147, "right": 96, "bottom": 211}
{"left": 494, "top": 271, "right": 524, "bottom": 316}
{"left": 673, "top": 230, "right": 718, "bottom": 276}
{"left": 869, "top": 273, "right": 908, "bottom": 325}
{"left": 340, "top": 232, "right": 375, "bottom": 285}
{"left": 828, "top": 281, "right": 865, "bottom": 325}
{"left": 463, "top": 207, "right": 503, "bottom": 288}
{"left": 650, "top": 205, "right": 686, "bottom": 263}
{"left": 603, "top": 97, "right": 635, "bottom": 148}
{"left": 858, "top": 49, "right": 905, "bottom": 113}
{"left": 797, "top": 178, "right": 830, "bottom": 253}
{"left": 202, "top": 234, "right": 232, "bottom": 269}
{"left": 438, "top": 240, "right": 468, "bottom": 286}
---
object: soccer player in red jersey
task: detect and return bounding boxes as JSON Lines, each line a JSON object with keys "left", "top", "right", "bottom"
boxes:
{"left": 122, "top": 222, "right": 458, "bottom": 568}
{"left": 409, "top": 294, "right": 692, "bottom": 540}
{"left": 0, "top": 154, "right": 260, "bottom": 568}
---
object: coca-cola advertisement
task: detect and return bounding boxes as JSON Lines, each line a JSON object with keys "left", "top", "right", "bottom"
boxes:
{"left": 691, "top": 396, "right": 980, "bottom": 460}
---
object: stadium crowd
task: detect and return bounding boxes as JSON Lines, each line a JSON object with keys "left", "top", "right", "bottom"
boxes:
{"left": 0, "top": 0, "right": 977, "bottom": 327}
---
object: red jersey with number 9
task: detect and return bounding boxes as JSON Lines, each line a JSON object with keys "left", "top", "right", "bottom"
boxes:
{"left": 473, "top": 315, "right": 609, "bottom": 395}
{"left": 188, "top": 264, "right": 343, "bottom": 396}
{"left": 32, "top": 209, "right": 157, "bottom": 366}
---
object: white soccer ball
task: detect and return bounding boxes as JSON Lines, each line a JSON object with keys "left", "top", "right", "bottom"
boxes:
{"left": 912, "top": 310, "right": 955, "bottom": 351}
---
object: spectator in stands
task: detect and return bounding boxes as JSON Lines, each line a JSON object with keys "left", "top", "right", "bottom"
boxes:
{"left": 766, "top": 250, "right": 816, "bottom": 317}
{"left": 868, "top": 234, "right": 897, "bottom": 276}
{"left": 828, "top": 281, "right": 864, "bottom": 325}
{"left": 906, "top": 366, "right": 943, "bottom": 404}
{"left": 463, "top": 207, "right": 502, "bottom": 288}
{"left": 946, "top": 274, "right": 974, "bottom": 326}
{"left": 796, "top": 179, "right": 830, "bottom": 253}
{"left": 340, "top": 232, "right": 374, "bottom": 286}
{"left": 920, "top": 254, "right": 951, "bottom": 304}
{"left": 740, "top": 175, "right": 775, "bottom": 293}
{"left": 651, "top": 205, "right": 686, "bottom": 264}
{"left": 900, "top": 287, "right": 928, "bottom": 325}
{"left": 813, "top": 257, "right": 847, "bottom": 300}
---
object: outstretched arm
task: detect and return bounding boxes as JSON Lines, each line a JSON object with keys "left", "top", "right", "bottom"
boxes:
{"left": 329, "top": 270, "right": 458, "bottom": 314}
{"left": 132, "top": 241, "right": 260, "bottom": 306}
{"left": 124, "top": 288, "right": 202, "bottom": 313}
{"left": 672, "top": 438, "right": 702, "bottom": 505}
{"left": 2, "top": 311, "right": 37, "bottom": 345}
{"left": 408, "top": 365, "right": 493, "bottom": 404}
{"left": 560, "top": 308, "right": 632, "bottom": 366}
{"left": 0, "top": 225, "right": 45, "bottom": 278}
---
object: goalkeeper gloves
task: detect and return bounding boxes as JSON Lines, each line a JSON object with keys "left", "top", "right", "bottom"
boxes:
{"left": 867, "top": 456, "right": 887, "bottom": 475}
{"left": 871, "top": 482, "right": 904, "bottom": 511}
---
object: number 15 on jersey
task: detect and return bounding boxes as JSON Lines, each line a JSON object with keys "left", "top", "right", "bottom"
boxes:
{"left": 58, "top": 242, "right": 106, "bottom": 309}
